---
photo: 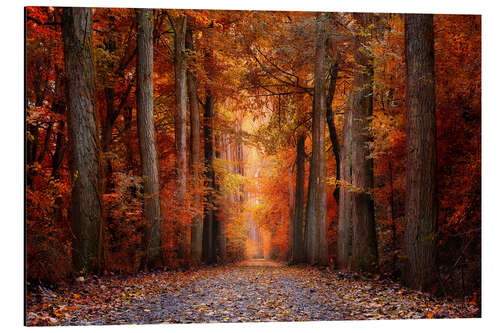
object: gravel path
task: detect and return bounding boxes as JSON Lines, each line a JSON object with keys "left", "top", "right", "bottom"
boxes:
{"left": 26, "top": 259, "right": 479, "bottom": 326}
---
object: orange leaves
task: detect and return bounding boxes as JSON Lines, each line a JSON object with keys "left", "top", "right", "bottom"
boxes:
{"left": 26, "top": 263, "right": 480, "bottom": 326}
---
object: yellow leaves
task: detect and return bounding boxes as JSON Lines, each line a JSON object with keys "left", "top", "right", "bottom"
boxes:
{"left": 26, "top": 263, "right": 479, "bottom": 326}
{"left": 324, "top": 178, "right": 374, "bottom": 196}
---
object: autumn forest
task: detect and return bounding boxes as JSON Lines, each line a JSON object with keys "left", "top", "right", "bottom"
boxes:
{"left": 25, "top": 7, "right": 481, "bottom": 325}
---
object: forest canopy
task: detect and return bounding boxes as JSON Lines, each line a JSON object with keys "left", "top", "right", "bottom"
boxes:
{"left": 25, "top": 7, "right": 480, "bottom": 303}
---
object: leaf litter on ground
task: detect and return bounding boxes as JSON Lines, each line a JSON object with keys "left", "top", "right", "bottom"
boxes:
{"left": 26, "top": 259, "right": 479, "bottom": 326}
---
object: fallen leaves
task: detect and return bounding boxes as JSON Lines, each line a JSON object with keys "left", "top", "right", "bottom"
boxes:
{"left": 25, "top": 260, "right": 479, "bottom": 326}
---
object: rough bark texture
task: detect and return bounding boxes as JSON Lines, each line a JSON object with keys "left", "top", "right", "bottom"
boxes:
{"left": 173, "top": 16, "right": 188, "bottom": 261}
{"left": 403, "top": 14, "right": 438, "bottom": 292}
{"left": 51, "top": 119, "right": 66, "bottom": 179}
{"left": 326, "top": 56, "right": 341, "bottom": 205}
{"left": 350, "top": 13, "right": 379, "bottom": 273}
{"left": 51, "top": 70, "right": 67, "bottom": 180}
{"left": 202, "top": 93, "right": 217, "bottom": 264}
{"left": 186, "top": 26, "right": 203, "bottom": 265}
{"left": 288, "top": 166, "right": 294, "bottom": 261}
{"left": 215, "top": 137, "right": 225, "bottom": 262}
{"left": 337, "top": 95, "right": 353, "bottom": 270}
{"left": 136, "top": 8, "right": 162, "bottom": 268}
{"left": 62, "top": 7, "right": 103, "bottom": 274}
{"left": 292, "top": 134, "right": 306, "bottom": 264}
{"left": 305, "top": 14, "right": 328, "bottom": 266}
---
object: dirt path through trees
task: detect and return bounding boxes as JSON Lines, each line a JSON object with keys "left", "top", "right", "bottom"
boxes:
{"left": 26, "top": 260, "right": 478, "bottom": 325}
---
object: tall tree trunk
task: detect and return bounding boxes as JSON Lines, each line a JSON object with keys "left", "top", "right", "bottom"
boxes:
{"left": 337, "top": 94, "right": 353, "bottom": 270}
{"left": 51, "top": 119, "right": 66, "bottom": 179}
{"left": 215, "top": 136, "right": 225, "bottom": 263}
{"left": 350, "top": 13, "right": 378, "bottom": 273}
{"left": 37, "top": 123, "right": 53, "bottom": 166}
{"left": 305, "top": 14, "right": 328, "bottom": 266}
{"left": 288, "top": 165, "right": 294, "bottom": 262}
{"left": 62, "top": 7, "right": 103, "bottom": 274}
{"left": 26, "top": 67, "right": 46, "bottom": 187}
{"left": 26, "top": 123, "right": 39, "bottom": 187}
{"left": 136, "top": 8, "right": 162, "bottom": 268}
{"left": 186, "top": 26, "right": 203, "bottom": 265}
{"left": 202, "top": 93, "right": 217, "bottom": 264}
{"left": 292, "top": 134, "right": 306, "bottom": 264}
{"left": 173, "top": 15, "right": 188, "bottom": 262}
{"left": 51, "top": 70, "right": 66, "bottom": 179}
{"left": 388, "top": 158, "right": 397, "bottom": 273}
{"left": 123, "top": 106, "right": 135, "bottom": 170}
{"left": 326, "top": 55, "right": 341, "bottom": 205}
{"left": 101, "top": 83, "right": 132, "bottom": 189}
{"left": 403, "top": 14, "right": 438, "bottom": 292}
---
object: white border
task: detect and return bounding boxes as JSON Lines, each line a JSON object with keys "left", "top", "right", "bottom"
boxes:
{"left": 3, "top": 1, "right": 499, "bottom": 332}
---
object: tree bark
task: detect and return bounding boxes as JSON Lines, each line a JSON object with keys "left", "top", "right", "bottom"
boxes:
{"left": 186, "top": 26, "right": 203, "bottom": 265}
{"left": 292, "top": 134, "right": 306, "bottom": 263}
{"left": 305, "top": 14, "right": 328, "bottom": 266}
{"left": 202, "top": 93, "right": 217, "bottom": 264}
{"left": 173, "top": 15, "right": 188, "bottom": 261}
{"left": 350, "top": 13, "right": 379, "bottom": 273}
{"left": 215, "top": 136, "right": 225, "bottom": 263}
{"left": 337, "top": 94, "right": 353, "bottom": 270}
{"left": 51, "top": 70, "right": 66, "bottom": 179}
{"left": 26, "top": 62, "right": 46, "bottom": 187}
{"left": 62, "top": 7, "right": 103, "bottom": 274}
{"left": 288, "top": 166, "right": 294, "bottom": 262}
{"left": 403, "top": 14, "right": 438, "bottom": 292}
{"left": 135, "top": 8, "right": 162, "bottom": 268}
{"left": 51, "top": 119, "right": 66, "bottom": 179}
{"left": 326, "top": 55, "right": 341, "bottom": 205}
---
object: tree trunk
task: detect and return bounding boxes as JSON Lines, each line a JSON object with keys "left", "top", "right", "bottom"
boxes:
{"left": 101, "top": 83, "right": 132, "bottom": 189}
{"left": 173, "top": 15, "right": 188, "bottom": 262}
{"left": 350, "top": 13, "right": 378, "bottom": 273}
{"left": 214, "top": 134, "right": 224, "bottom": 262}
{"left": 123, "top": 106, "right": 135, "bottom": 170}
{"left": 326, "top": 55, "right": 341, "bottom": 205}
{"left": 337, "top": 94, "right": 353, "bottom": 270}
{"left": 305, "top": 14, "right": 328, "bottom": 266}
{"left": 403, "top": 14, "right": 438, "bottom": 292}
{"left": 292, "top": 134, "right": 306, "bottom": 263}
{"left": 62, "top": 7, "right": 103, "bottom": 274}
{"left": 51, "top": 119, "right": 66, "bottom": 179}
{"left": 186, "top": 26, "right": 203, "bottom": 265}
{"left": 135, "top": 8, "right": 162, "bottom": 268}
{"left": 27, "top": 66, "right": 46, "bottom": 187}
{"left": 288, "top": 166, "right": 294, "bottom": 262}
{"left": 388, "top": 158, "right": 397, "bottom": 274}
{"left": 202, "top": 93, "right": 217, "bottom": 264}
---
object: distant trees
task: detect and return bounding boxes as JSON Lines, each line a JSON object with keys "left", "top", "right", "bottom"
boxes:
{"left": 135, "top": 8, "right": 162, "bottom": 268}
{"left": 403, "top": 14, "right": 438, "bottom": 291}
{"left": 61, "top": 7, "right": 103, "bottom": 274}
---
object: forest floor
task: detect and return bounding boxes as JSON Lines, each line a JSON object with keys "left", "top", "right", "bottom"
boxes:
{"left": 26, "top": 259, "right": 480, "bottom": 326}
